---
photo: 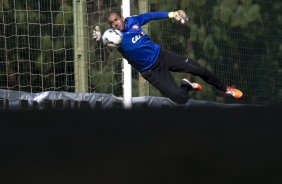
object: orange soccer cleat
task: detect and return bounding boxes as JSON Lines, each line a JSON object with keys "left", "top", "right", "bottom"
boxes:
{"left": 181, "top": 78, "right": 202, "bottom": 91}
{"left": 226, "top": 86, "right": 243, "bottom": 99}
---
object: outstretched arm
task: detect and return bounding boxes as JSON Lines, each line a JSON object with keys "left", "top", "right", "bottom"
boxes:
{"left": 136, "top": 10, "right": 189, "bottom": 25}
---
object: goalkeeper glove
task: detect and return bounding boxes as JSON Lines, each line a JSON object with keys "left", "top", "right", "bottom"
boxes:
{"left": 168, "top": 10, "right": 189, "bottom": 24}
{"left": 93, "top": 25, "right": 101, "bottom": 41}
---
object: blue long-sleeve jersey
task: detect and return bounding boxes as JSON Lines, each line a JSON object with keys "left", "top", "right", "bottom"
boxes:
{"left": 117, "top": 12, "right": 169, "bottom": 72}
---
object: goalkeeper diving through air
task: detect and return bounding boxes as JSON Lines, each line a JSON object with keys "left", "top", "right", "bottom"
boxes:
{"left": 93, "top": 10, "right": 243, "bottom": 104}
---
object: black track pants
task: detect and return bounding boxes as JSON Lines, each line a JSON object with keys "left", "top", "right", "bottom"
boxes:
{"left": 140, "top": 49, "right": 226, "bottom": 104}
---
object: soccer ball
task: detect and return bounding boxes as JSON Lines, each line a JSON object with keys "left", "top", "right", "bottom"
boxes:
{"left": 102, "top": 28, "right": 123, "bottom": 48}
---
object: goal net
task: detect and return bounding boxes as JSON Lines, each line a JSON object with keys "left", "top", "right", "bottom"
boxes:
{"left": 0, "top": 0, "right": 124, "bottom": 97}
{"left": 0, "top": 0, "right": 281, "bottom": 106}
{"left": 87, "top": 0, "right": 124, "bottom": 96}
{"left": 0, "top": 0, "right": 76, "bottom": 92}
{"left": 144, "top": 0, "right": 281, "bottom": 104}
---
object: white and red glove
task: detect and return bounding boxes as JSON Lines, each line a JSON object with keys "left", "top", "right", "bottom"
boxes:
{"left": 93, "top": 25, "right": 101, "bottom": 41}
{"left": 168, "top": 10, "right": 189, "bottom": 24}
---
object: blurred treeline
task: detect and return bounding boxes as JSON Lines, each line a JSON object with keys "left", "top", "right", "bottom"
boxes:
{"left": 93, "top": 0, "right": 282, "bottom": 104}
{"left": 0, "top": 0, "right": 74, "bottom": 92}
{"left": 0, "top": 0, "right": 281, "bottom": 104}
{"left": 131, "top": 0, "right": 282, "bottom": 104}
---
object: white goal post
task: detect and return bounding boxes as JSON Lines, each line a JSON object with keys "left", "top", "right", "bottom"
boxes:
{"left": 121, "top": 0, "right": 132, "bottom": 108}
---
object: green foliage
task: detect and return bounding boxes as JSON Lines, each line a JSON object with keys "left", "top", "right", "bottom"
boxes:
{"left": 1, "top": 0, "right": 280, "bottom": 103}
{"left": 0, "top": 0, "right": 75, "bottom": 92}
{"left": 180, "top": 1, "right": 191, "bottom": 9}
{"left": 190, "top": 24, "right": 197, "bottom": 41}
{"left": 246, "top": 4, "right": 260, "bottom": 22}
{"left": 55, "top": 4, "right": 73, "bottom": 24}
{"left": 193, "top": 0, "right": 207, "bottom": 7}
{"left": 145, "top": 0, "right": 281, "bottom": 103}
{"left": 214, "top": 0, "right": 261, "bottom": 28}
{"left": 91, "top": 68, "right": 113, "bottom": 93}
{"left": 203, "top": 36, "right": 218, "bottom": 59}
{"left": 54, "top": 38, "right": 65, "bottom": 54}
{"left": 36, "top": 51, "right": 53, "bottom": 74}
{"left": 16, "top": 11, "right": 26, "bottom": 23}
{"left": 28, "top": 11, "right": 40, "bottom": 23}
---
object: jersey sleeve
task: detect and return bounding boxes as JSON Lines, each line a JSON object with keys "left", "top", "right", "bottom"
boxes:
{"left": 134, "top": 12, "right": 169, "bottom": 26}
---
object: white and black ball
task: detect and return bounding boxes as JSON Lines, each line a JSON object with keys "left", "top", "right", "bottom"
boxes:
{"left": 102, "top": 28, "right": 123, "bottom": 48}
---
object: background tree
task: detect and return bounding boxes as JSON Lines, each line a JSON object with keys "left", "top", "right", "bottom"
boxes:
{"left": 0, "top": 0, "right": 280, "bottom": 104}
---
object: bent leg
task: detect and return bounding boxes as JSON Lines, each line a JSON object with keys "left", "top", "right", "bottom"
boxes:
{"left": 162, "top": 50, "right": 227, "bottom": 92}
{"left": 141, "top": 69, "right": 191, "bottom": 104}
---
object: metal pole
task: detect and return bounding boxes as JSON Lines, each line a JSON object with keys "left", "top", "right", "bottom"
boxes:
{"left": 73, "top": 0, "right": 88, "bottom": 93}
{"left": 138, "top": 0, "right": 150, "bottom": 96}
{"left": 122, "top": 0, "right": 132, "bottom": 108}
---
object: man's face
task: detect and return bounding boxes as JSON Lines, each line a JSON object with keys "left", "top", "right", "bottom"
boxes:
{"left": 108, "top": 13, "right": 125, "bottom": 31}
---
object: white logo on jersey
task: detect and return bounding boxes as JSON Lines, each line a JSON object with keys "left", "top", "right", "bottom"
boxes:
{"left": 132, "top": 32, "right": 145, "bottom": 44}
